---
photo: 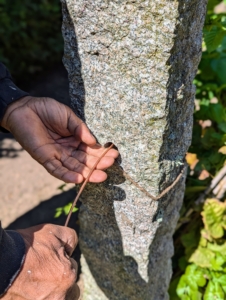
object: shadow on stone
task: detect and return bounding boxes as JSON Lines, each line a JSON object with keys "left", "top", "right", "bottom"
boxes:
{"left": 61, "top": 2, "right": 159, "bottom": 299}
{"left": 61, "top": 2, "right": 86, "bottom": 122}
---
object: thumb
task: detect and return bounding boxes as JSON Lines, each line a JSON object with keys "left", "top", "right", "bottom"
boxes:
{"left": 67, "top": 109, "right": 96, "bottom": 145}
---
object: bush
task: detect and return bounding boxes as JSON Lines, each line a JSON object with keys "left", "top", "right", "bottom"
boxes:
{"left": 170, "top": 0, "right": 226, "bottom": 299}
{"left": 0, "top": 0, "right": 63, "bottom": 80}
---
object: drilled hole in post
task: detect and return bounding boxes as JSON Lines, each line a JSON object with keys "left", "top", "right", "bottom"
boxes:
{"left": 104, "top": 142, "right": 118, "bottom": 150}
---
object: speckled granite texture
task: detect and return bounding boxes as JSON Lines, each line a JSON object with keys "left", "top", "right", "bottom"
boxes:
{"left": 61, "top": 0, "right": 207, "bottom": 299}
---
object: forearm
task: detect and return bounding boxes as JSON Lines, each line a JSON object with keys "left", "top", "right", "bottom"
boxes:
{"left": 0, "top": 62, "right": 29, "bottom": 130}
{"left": 0, "top": 222, "right": 25, "bottom": 297}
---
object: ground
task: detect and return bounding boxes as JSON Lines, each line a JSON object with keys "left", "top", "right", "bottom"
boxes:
{"left": 0, "top": 63, "right": 78, "bottom": 230}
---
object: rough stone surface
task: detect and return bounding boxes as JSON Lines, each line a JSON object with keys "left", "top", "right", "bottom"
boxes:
{"left": 61, "top": 0, "right": 207, "bottom": 299}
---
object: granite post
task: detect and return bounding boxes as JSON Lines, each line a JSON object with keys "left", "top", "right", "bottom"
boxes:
{"left": 61, "top": 1, "right": 207, "bottom": 299}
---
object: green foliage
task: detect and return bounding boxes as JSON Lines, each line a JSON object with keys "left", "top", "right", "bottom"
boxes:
{"left": 54, "top": 202, "right": 79, "bottom": 218}
{"left": 176, "top": 265, "right": 206, "bottom": 300}
{"left": 0, "top": 0, "right": 63, "bottom": 79}
{"left": 201, "top": 199, "right": 226, "bottom": 239}
{"left": 170, "top": 0, "right": 226, "bottom": 299}
{"left": 175, "top": 199, "right": 226, "bottom": 300}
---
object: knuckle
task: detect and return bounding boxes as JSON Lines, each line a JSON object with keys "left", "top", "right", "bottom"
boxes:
{"left": 64, "top": 227, "right": 77, "bottom": 241}
{"left": 66, "top": 227, "right": 77, "bottom": 238}
{"left": 43, "top": 223, "right": 56, "bottom": 232}
{"left": 62, "top": 261, "right": 77, "bottom": 287}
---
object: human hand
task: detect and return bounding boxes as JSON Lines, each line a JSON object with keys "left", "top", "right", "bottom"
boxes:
{"left": 1, "top": 224, "right": 79, "bottom": 300}
{"left": 1, "top": 96, "right": 118, "bottom": 183}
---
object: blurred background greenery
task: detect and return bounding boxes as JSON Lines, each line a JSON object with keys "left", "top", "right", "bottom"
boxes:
{"left": 0, "top": 0, "right": 63, "bottom": 81}
{"left": 1, "top": 0, "right": 226, "bottom": 298}
{"left": 170, "top": 0, "right": 226, "bottom": 299}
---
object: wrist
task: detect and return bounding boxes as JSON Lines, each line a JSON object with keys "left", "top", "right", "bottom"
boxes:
{"left": 0, "top": 96, "right": 32, "bottom": 131}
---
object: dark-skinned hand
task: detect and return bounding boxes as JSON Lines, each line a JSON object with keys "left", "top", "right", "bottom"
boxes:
{"left": 0, "top": 96, "right": 118, "bottom": 183}
{"left": 0, "top": 224, "right": 80, "bottom": 300}
{"left": 0, "top": 96, "right": 119, "bottom": 299}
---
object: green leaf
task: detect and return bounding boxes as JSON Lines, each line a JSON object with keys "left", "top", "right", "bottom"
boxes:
{"left": 55, "top": 203, "right": 79, "bottom": 218}
{"left": 209, "top": 104, "right": 226, "bottom": 123}
{"left": 204, "top": 26, "right": 226, "bottom": 53}
{"left": 218, "top": 35, "right": 226, "bottom": 52}
{"left": 181, "top": 231, "right": 200, "bottom": 250}
{"left": 190, "top": 290, "right": 202, "bottom": 300}
{"left": 195, "top": 103, "right": 226, "bottom": 123}
{"left": 218, "top": 122, "right": 226, "bottom": 133}
{"left": 201, "top": 128, "right": 224, "bottom": 149}
{"left": 208, "top": 243, "right": 226, "bottom": 256}
{"left": 177, "top": 275, "right": 193, "bottom": 298}
{"left": 181, "top": 231, "right": 200, "bottom": 260}
{"left": 208, "top": 152, "right": 222, "bottom": 165}
{"left": 186, "top": 265, "right": 206, "bottom": 287}
{"left": 195, "top": 104, "right": 210, "bottom": 120}
{"left": 72, "top": 207, "right": 79, "bottom": 213}
{"left": 54, "top": 208, "right": 63, "bottom": 218}
{"left": 204, "top": 281, "right": 225, "bottom": 300}
{"left": 207, "top": 0, "right": 222, "bottom": 11}
{"left": 211, "top": 57, "right": 226, "bottom": 84}
{"left": 200, "top": 236, "right": 208, "bottom": 247}
{"left": 211, "top": 132, "right": 225, "bottom": 141}
{"left": 169, "top": 277, "right": 180, "bottom": 300}
{"left": 179, "top": 256, "right": 189, "bottom": 271}
{"left": 210, "top": 254, "right": 226, "bottom": 271}
{"left": 202, "top": 199, "right": 226, "bottom": 239}
{"left": 198, "top": 56, "right": 218, "bottom": 81}
{"left": 196, "top": 272, "right": 207, "bottom": 288}
{"left": 214, "top": 274, "right": 226, "bottom": 288}
{"left": 176, "top": 265, "right": 206, "bottom": 299}
{"left": 180, "top": 295, "right": 190, "bottom": 300}
{"left": 201, "top": 229, "right": 214, "bottom": 242}
{"left": 63, "top": 203, "right": 73, "bottom": 215}
{"left": 189, "top": 247, "right": 215, "bottom": 268}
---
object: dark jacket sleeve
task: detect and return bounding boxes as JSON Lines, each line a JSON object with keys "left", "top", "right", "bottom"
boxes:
{"left": 0, "top": 62, "right": 27, "bottom": 295}
{"left": 0, "top": 62, "right": 29, "bottom": 130}
{"left": 0, "top": 222, "right": 26, "bottom": 296}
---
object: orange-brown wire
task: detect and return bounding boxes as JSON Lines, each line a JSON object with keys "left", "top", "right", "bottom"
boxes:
{"left": 64, "top": 143, "right": 185, "bottom": 226}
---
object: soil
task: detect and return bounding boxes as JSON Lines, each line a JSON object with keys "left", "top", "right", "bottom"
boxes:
{"left": 0, "top": 63, "right": 76, "bottom": 229}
